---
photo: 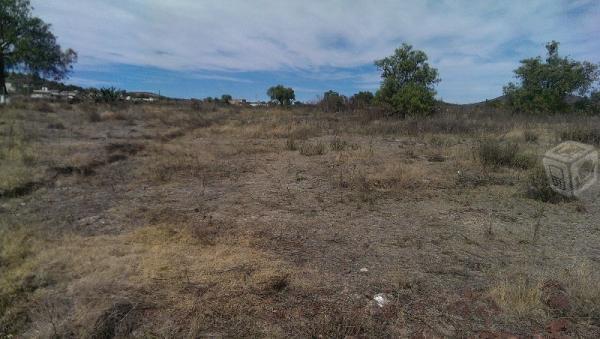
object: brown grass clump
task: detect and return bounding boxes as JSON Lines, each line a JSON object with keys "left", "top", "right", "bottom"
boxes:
{"left": 15, "top": 224, "right": 295, "bottom": 337}
{"left": 299, "top": 140, "right": 327, "bottom": 156}
{"left": 4, "top": 100, "right": 600, "bottom": 337}
{"left": 489, "top": 274, "right": 545, "bottom": 319}
{"left": 559, "top": 124, "right": 600, "bottom": 145}
{"left": 525, "top": 163, "right": 571, "bottom": 203}
{"left": 99, "top": 110, "right": 128, "bottom": 121}
{"left": 476, "top": 138, "right": 536, "bottom": 169}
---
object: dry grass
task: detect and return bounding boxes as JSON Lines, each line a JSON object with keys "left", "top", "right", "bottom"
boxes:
{"left": 1, "top": 100, "right": 600, "bottom": 337}
{"left": 299, "top": 140, "right": 327, "bottom": 156}
{"left": 489, "top": 274, "right": 545, "bottom": 319}
{"left": 12, "top": 224, "right": 296, "bottom": 337}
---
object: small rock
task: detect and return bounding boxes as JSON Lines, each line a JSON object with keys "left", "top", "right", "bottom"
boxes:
{"left": 359, "top": 267, "right": 369, "bottom": 273}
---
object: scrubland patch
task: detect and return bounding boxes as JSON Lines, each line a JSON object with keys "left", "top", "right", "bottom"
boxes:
{"left": 3, "top": 224, "right": 297, "bottom": 337}
{"left": 2, "top": 101, "right": 600, "bottom": 337}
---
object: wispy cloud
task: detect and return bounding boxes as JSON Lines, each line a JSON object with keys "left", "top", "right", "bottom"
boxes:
{"left": 31, "top": 0, "right": 600, "bottom": 103}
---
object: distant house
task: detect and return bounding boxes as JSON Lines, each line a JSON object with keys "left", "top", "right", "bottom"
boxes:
{"left": 248, "top": 101, "right": 268, "bottom": 107}
{"left": 229, "top": 98, "right": 247, "bottom": 106}
{"left": 31, "top": 87, "right": 59, "bottom": 99}
{"left": 31, "top": 87, "right": 79, "bottom": 100}
{"left": 126, "top": 92, "right": 161, "bottom": 102}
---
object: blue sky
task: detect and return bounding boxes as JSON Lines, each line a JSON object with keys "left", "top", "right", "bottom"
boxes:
{"left": 32, "top": 0, "right": 600, "bottom": 103}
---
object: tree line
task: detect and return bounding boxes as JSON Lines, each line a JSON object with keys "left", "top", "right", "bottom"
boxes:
{"left": 1, "top": 0, "right": 599, "bottom": 115}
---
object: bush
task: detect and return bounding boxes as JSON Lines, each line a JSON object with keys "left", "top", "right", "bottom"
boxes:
{"left": 389, "top": 83, "right": 436, "bottom": 117}
{"left": 477, "top": 139, "right": 535, "bottom": 169}
{"left": 267, "top": 85, "right": 295, "bottom": 106}
{"left": 525, "top": 163, "right": 571, "bottom": 203}
{"left": 88, "top": 87, "right": 125, "bottom": 103}
{"left": 374, "top": 44, "right": 440, "bottom": 117}
{"left": 319, "top": 90, "right": 347, "bottom": 112}
{"left": 504, "top": 41, "right": 600, "bottom": 114}
{"left": 349, "top": 91, "right": 374, "bottom": 110}
{"left": 559, "top": 125, "right": 600, "bottom": 145}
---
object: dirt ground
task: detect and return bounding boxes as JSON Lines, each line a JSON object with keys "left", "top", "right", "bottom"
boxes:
{"left": 1, "top": 100, "right": 600, "bottom": 338}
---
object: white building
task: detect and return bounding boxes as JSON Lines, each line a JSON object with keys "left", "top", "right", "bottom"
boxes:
{"left": 31, "top": 87, "right": 79, "bottom": 100}
{"left": 31, "top": 87, "right": 59, "bottom": 99}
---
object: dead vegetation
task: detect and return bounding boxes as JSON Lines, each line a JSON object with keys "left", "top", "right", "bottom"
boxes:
{"left": 1, "top": 100, "right": 599, "bottom": 337}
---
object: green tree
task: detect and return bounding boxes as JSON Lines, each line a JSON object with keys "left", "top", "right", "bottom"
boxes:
{"left": 1, "top": 0, "right": 77, "bottom": 96}
{"left": 221, "top": 94, "right": 232, "bottom": 104}
{"left": 374, "top": 43, "right": 440, "bottom": 117}
{"left": 504, "top": 41, "right": 600, "bottom": 114}
{"left": 267, "top": 85, "right": 295, "bottom": 106}
{"left": 320, "top": 90, "right": 347, "bottom": 112}
{"left": 349, "top": 91, "right": 374, "bottom": 110}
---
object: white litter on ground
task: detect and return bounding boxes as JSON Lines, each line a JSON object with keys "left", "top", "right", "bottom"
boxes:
{"left": 373, "top": 293, "right": 390, "bottom": 307}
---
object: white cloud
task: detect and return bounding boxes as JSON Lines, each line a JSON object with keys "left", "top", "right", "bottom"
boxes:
{"left": 31, "top": 0, "right": 600, "bottom": 102}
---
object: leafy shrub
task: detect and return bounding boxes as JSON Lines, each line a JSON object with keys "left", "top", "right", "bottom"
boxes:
{"left": 504, "top": 41, "right": 599, "bottom": 114}
{"left": 319, "top": 90, "right": 347, "bottom": 112}
{"left": 267, "top": 85, "right": 295, "bottom": 106}
{"left": 389, "top": 83, "right": 436, "bottom": 117}
{"left": 477, "top": 139, "right": 535, "bottom": 169}
{"left": 88, "top": 87, "right": 125, "bottom": 103}
{"left": 349, "top": 91, "right": 374, "bottom": 110}
{"left": 374, "top": 44, "right": 440, "bottom": 117}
